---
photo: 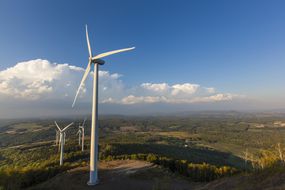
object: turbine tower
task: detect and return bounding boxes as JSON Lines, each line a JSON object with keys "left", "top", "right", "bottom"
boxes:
{"left": 76, "top": 127, "right": 82, "bottom": 145}
{"left": 72, "top": 25, "right": 135, "bottom": 185}
{"left": 55, "top": 129, "right": 61, "bottom": 152}
{"left": 78, "top": 118, "right": 86, "bottom": 151}
{"left": 54, "top": 121, "right": 74, "bottom": 166}
{"left": 63, "top": 132, "right": 66, "bottom": 145}
{"left": 55, "top": 129, "right": 59, "bottom": 146}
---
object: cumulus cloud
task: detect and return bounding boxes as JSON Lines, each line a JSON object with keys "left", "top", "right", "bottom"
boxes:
{"left": 0, "top": 59, "right": 61, "bottom": 99}
{"left": 190, "top": 93, "right": 236, "bottom": 103}
{"left": 0, "top": 59, "right": 243, "bottom": 107}
{"left": 120, "top": 95, "right": 167, "bottom": 104}
{"left": 171, "top": 83, "right": 200, "bottom": 96}
{"left": 0, "top": 59, "right": 124, "bottom": 103}
{"left": 141, "top": 83, "right": 170, "bottom": 92}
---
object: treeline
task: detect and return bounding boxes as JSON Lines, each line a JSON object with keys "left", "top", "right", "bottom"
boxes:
{"left": 0, "top": 151, "right": 88, "bottom": 190}
{"left": 244, "top": 143, "right": 285, "bottom": 172}
{"left": 101, "top": 153, "right": 238, "bottom": 182}
{"left": 0, "top": 165, "right": 67, "bottom": 190}
{"left": 99, "top": 143, "right": 243, "bottom": 168}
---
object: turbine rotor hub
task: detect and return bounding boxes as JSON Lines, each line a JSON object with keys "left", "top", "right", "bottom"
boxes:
{"left": 92, "top": 59, "right": 105, "bottom": 65}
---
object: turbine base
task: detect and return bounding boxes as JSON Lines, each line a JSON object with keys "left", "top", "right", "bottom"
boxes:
{"left": 87, "top": 180, "right": 99, "bottom": 186}
{"left": 87, "top": 171, "right": 99, "bottom": 186}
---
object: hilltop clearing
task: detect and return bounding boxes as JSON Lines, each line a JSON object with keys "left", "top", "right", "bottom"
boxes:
{"left": 29, "top": 160, "right": 202, "bottom": 190}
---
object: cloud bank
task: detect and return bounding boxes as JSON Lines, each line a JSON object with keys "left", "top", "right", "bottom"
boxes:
{"left": 0, "top": 59, "right": 247, "bottom": 118}
{"left": 0, "top": 59, "right": 241, "bottom": 105}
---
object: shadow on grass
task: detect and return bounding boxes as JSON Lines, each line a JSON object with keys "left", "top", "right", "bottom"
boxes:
{"left": 107, "top": 143, "right": 246, "bottom": 169}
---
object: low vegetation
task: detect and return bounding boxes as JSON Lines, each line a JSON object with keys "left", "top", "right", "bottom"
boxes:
{"left": 0, "top": 112, "right": 285, "bottom": 189}
{"left": 102, "top": 153, "right": 238, "bottom": 182}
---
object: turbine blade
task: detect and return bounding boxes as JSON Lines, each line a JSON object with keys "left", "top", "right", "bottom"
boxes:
{"left": 62, "top": 122, "right": 74, "bottom": 132}
{"left": 82, "top": 118, "right": 87, "bottom": 126}
{"left": 72, "top": 60, "right": 91, "bottom": 107}
{"left": 92, "top": 47, "right": 135, "bottom": 60}
{"left": 86, "top": 25, "right": 92, "bottom": 57}
{"left": 54, "top": 121, "right": 61, "bottom": 131}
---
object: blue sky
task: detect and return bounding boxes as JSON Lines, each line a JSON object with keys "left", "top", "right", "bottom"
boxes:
{"left": 0, "top": 0, "right": 284, "bottom": 117}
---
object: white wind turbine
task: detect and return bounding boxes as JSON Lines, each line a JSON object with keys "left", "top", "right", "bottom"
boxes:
{"left": 76, "top": 126, "right": 82, "bottom": 145}
{"left": 54, "top": 121, "right": 74, "bottom": 166}
{"left": 77, "top": 118, "right": 86, "bottom": 152}
{"left": 72, "top": 25, "right": 135, "bottom": 185}
{"left": 55, "top": 129, "right": 59, "bottom": 146}
{"left": 55, "top": 129, "right": 62, "bottom": 153}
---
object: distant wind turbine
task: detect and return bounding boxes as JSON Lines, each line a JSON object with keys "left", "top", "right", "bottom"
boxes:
{"left": 54, "top": 121, "right": 74, "bottom": 166}
{"left": 55, "top": 129, "right": 61, "bottom": 152}
{"left": 76, "top": 126, "right": 82, "bottom": 145}
{"left": 72, "top": 25, "right": 135, "bottom": 185}
{"left": 77, "top": 118, "right": 86, "bottom": 152}
{"left": 55, "top": 129, "right": 59, "bottom": 146}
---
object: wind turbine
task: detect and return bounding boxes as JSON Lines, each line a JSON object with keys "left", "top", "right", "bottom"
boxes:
{"left": 55, "top": 129, "right": 59, "bottom": 146}
{"left": 55, "top": 129, "right": 61, "bottom": 152}
{"left": 63, "top": 132, "right": 66, "bottom": 145}
{"left": 76, "top": 127, "right": 82, "bottom": 145}
{"left": 54, "top": 121, "right": 74, "bottom": 166}
{"left": 77, "top": 118, "right": 86, "bottom": 151}
{"left": 72, "top": 25, "right": 135, "bottom": 185}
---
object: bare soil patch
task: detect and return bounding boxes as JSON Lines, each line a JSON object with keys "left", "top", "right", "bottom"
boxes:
{"left": 29, "top": 160, "right": 201, "bottom": 190}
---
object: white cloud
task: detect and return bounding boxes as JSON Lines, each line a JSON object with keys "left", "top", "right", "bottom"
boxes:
{"left": 205, "top": 87, "right": 215, "bottom": 94}
{"left": 171, "top": 83, "right": 200, "bottom": 96}
{"left": 0, "top": 59, "right": 243, "bottom": 107}
{"left": 109, "top": 93, "right": 239, "bottom": 105}
{"left": 0, "top": 59, "right": 61, "bottom": 99}
{"left": 141, "top": 83, "right": 170, "bottom": 92}
{"left": 120, "top": 95, "right": 167, "bottom": 104}
{"left": 0, "top": 59, "right": 122, "bottom": 102}
{"left": 190, "top": 93, "right": 235, "bottom": 103}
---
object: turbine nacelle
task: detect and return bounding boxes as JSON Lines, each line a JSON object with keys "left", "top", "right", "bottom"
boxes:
{"left": 92, "top": 58, "right": 105, "bottom": 65}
